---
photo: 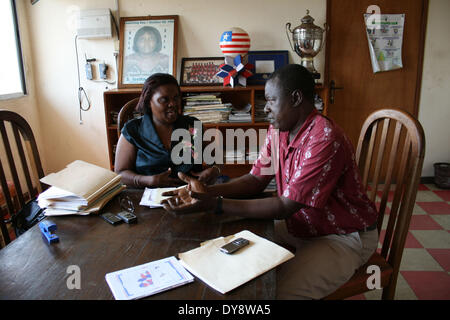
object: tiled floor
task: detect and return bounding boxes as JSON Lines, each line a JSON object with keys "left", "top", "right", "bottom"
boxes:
{"left": 349, "top": 184, "right": 450, "bottom": 300}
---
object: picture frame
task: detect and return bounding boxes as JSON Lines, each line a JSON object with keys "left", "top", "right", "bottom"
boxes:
{"left": 180, "top": 57, "right": 225, "bottom": 86}
{"left": 246, "top": 50, "right": 289, "bottom": 85}
{"left": 118, "top": 15, "right": 178, "bottom": 88}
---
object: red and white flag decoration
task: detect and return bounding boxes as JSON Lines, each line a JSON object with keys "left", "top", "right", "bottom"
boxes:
{"left": 219, "top": 27, "right": 251, "bottom": 57}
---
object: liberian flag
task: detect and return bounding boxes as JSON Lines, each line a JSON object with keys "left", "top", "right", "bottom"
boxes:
{"left": 219, "top": 29, "right": 251, "bottom": 56}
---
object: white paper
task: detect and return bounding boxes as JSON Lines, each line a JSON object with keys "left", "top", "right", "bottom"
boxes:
{"left": 139, "top": 186, "right": 184, "bottom": 208}
{"left": 364, "top": 14, "right": 405, "bottom": 73}
{"left": 255, "top": 60, "right": 275, "bottom": 74}
{"left": 105, "top": 256, "right": 194, "bottom": 300}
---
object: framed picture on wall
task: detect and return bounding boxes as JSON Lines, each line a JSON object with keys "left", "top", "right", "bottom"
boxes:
{"left": 246, "top": 50, "right": 289, "bottom": 85}
{"left": 118, "top": 15, "right": 178, "bottom": 88}
{"left": 180, "top": 57, "right": 224, "bottom": 86}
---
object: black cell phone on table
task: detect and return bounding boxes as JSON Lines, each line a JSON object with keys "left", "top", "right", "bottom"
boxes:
{"left": 101, "top": 212, "right": 122, "bottom": 225}
{"left": 220, "top": 238, "right": 250, "bottom": 254}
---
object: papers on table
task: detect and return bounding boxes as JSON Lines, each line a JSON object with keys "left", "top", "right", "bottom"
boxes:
{"left": 105, "top": 256, "right": 194, "bottom": 300}
{"left": 178, "top": 230, "right": 294, "bottom": 294}
{"left": 37, "top": 160, "right": 125, "bottom": 216}
{"left": 139, "top": 186, "right": 185, "bottom": 208}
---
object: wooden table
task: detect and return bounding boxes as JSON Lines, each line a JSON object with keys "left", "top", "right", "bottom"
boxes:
{"left": 0, "top": 189, "right": 275, "bottom": 299}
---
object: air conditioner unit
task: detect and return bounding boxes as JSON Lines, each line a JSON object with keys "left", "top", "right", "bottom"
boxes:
{"left": 77, "top": 9, "right": 113, "bottom": 39}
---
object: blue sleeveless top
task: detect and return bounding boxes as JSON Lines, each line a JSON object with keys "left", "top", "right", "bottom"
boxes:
{"left": 121, "top": 112, "right": 202, "bottom": 177}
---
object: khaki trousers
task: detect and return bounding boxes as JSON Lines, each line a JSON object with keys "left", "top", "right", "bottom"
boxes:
{"left": 274, "top": 219, "right": 378, "bottom": 300}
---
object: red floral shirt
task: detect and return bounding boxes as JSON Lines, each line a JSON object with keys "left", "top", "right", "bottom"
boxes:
{"left": 251, "top": 110, "right": 378, "bottom": 237}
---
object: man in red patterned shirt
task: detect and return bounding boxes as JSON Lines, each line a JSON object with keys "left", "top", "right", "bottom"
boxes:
{"left": 162, "top": 64, "right": 379, "bottom": 299}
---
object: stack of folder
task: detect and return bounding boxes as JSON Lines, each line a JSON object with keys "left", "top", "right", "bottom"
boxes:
{"left": 37, "top": 160, "right": 125, "bottom": 216}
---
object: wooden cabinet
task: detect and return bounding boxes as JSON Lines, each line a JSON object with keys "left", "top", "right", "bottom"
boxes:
{"left": 103, "top": 84, "right": 328, "bottom": 177}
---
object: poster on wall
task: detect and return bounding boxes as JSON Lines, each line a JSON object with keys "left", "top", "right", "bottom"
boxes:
{"left": 118, "top": 16, "right": 178, "bottom": 88}
{"left": 364, "top": 14, "right": 405, "bottom": 73}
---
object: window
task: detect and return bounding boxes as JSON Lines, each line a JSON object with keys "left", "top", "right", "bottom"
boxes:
{"left": 0, "top": 0, "right": 26, "bottom": 99}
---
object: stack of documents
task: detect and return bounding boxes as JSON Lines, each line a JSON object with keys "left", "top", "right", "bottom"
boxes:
{"left": 37, "top": 160, "right": 125, "bottom": 216}
{"left": 178, "top": 230, "right": 294, "bottom": 294}
{"left": 105, "top": 256, "right": 194, "bottom": 300}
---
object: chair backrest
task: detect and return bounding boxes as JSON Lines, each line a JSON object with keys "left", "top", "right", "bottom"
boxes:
{"left": 117, "top": 98, "right": 141, "bottom": 136}
{"left": 355, "top": 108, "right": 425, "bottom": 274}
{"left": 0, "top": 110, "right": 45, "bottom": 247}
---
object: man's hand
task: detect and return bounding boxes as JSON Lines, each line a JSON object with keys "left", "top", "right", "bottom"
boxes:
{"left": 190, "top": 166, "right": 220, "bottom": 185}
{"left": 161, "top": 172, "right": 215, "bottom": 214}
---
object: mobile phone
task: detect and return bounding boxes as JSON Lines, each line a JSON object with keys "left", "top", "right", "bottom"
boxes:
{"left": 220, "top": 237, "right": 250, "bottom": 254}
{"left": 117, "top": 211, "right": 137, "bottom": 224}
{"left": 101, "top": 212, "right": 122, "bottom": 225}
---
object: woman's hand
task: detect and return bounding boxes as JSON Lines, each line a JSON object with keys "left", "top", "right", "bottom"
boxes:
{"left": 151, "top": 168, "right": 185, "bottom": 187}
{"left": 190, "top": 166, "right": 221, "bottom": 185}
{"left": 161, "top": 172, "right": 215, "bottom": 214}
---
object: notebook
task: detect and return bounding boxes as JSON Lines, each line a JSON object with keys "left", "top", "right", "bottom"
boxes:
{"left": 105, "top": 256, "right": 194, "bottom": 300}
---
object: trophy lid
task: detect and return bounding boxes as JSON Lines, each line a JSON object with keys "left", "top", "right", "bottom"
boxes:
{"left": 301, "top": 9, "right": 315, "bottom": 24}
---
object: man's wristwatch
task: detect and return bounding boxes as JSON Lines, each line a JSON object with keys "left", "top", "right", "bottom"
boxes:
{"left": 214, "top": 196, "right": 224, "bottom": 215}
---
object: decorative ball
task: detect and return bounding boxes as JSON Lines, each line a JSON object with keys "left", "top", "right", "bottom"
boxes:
{"left": 219, "top": 27, "right": 251, "bottom": 57}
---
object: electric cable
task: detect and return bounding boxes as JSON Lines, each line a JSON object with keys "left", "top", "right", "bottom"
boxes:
{"left": 74, "top": 35, "right": 91, "bottom": 124}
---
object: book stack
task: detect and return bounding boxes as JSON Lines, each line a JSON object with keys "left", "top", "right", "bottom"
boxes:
{"left": 254, "top": 94, "right": 269, "bottom": 122}
{"left": 246, "top": 150, "right": 259, "bottom": 163}
{"left": 37, "top": 160, "right": 125, "bottom": 216}
{"left": 183, "top": 93, "right": 232, "bottom": 123}
{"left": 225, "top": 148, "right": 246, "bottom": 163}
{"left": 264, "top": 178, "right": 277, "bottom": 192}
{"left": 228, "top": 103, "right": 251, "bottom": 123}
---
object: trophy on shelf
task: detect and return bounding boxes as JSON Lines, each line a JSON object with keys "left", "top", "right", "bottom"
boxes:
{"left": 286, "top": 10, "right": 327, "bottom": 80}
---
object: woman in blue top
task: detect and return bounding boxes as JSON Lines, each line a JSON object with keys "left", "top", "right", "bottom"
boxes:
{"left": 114, "top": 73, "right": 220, "bottom": 188}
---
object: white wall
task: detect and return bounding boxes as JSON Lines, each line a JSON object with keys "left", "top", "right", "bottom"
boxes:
{"left": 15, "top": 0, "right": 450, "bottom": 177}
{"left": 418, "top": 0, "right": 450, "bottom": 177}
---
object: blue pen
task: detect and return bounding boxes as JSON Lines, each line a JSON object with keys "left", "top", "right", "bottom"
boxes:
{"left": 39, "top": 220, "right": 59, "bottom": 244}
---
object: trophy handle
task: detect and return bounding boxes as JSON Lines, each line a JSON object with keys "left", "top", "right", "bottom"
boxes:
{"left": 285, "top": 22, "right": 295, "bottom": 52}
{"left": 318, "top": 22, "right": 329, "bottom": 53}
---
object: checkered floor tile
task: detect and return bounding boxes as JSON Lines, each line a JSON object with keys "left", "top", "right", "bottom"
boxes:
{"left": 350, "top": 184, "right": 450, "bottom": 300}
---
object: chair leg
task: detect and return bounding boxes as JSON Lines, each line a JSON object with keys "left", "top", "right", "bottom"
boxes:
{"left": 0, "top": 219, "right": 10, "bottom": 247}
{"left": 381, "top": 277, "right": 398, "bottom": 300}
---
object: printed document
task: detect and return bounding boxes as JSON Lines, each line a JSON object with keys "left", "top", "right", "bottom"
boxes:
{"left": 105, "top": 256, "right": 194, "bottom": 300}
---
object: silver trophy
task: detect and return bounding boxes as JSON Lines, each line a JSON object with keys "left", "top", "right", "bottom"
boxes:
{"left": 286, "top": 10, "right": 327, "bottom": 79}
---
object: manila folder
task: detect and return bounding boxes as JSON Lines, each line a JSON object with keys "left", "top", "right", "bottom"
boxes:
{"left": 178, "top": 230, "right": 294, "bottom": 294}
{"left": 40, "top": 160, "right": 121, "bottom": 204}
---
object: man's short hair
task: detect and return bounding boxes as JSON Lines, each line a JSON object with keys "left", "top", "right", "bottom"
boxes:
{"left": 268, "top": 64, "right": 315, "bottom": 103}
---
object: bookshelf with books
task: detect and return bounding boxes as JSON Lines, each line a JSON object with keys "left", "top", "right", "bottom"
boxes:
{"left": 103, "top": 84, "right": 328, "bottom": 177}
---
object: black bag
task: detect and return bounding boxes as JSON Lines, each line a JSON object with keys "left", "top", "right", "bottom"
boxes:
{"left": 11, "top": 199, "right": 45, "bottom": 237}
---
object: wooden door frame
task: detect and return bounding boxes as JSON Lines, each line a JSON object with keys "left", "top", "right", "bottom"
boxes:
{"left": 324, "top": 0, "right": 429, "bottom": 117}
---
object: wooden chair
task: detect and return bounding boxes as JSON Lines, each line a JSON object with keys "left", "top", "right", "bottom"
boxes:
{"left": 324, "top": 108, "right": 425, "bottom": 300}
{"left": 0, "top": 110, "right": 45, "bottom": 248}
{"left": 117, "top": 98, "right": 141, "bottom": 136}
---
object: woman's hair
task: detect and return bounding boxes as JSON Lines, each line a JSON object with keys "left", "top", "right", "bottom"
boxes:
{"left": 133, "top": 26, "right": 162, "bottom": 53}
{"left": 268, "top": 64, "right": 315, "bottom": 103}
{"left": 136, "top": 73, "right": 181, "bottom": 114}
